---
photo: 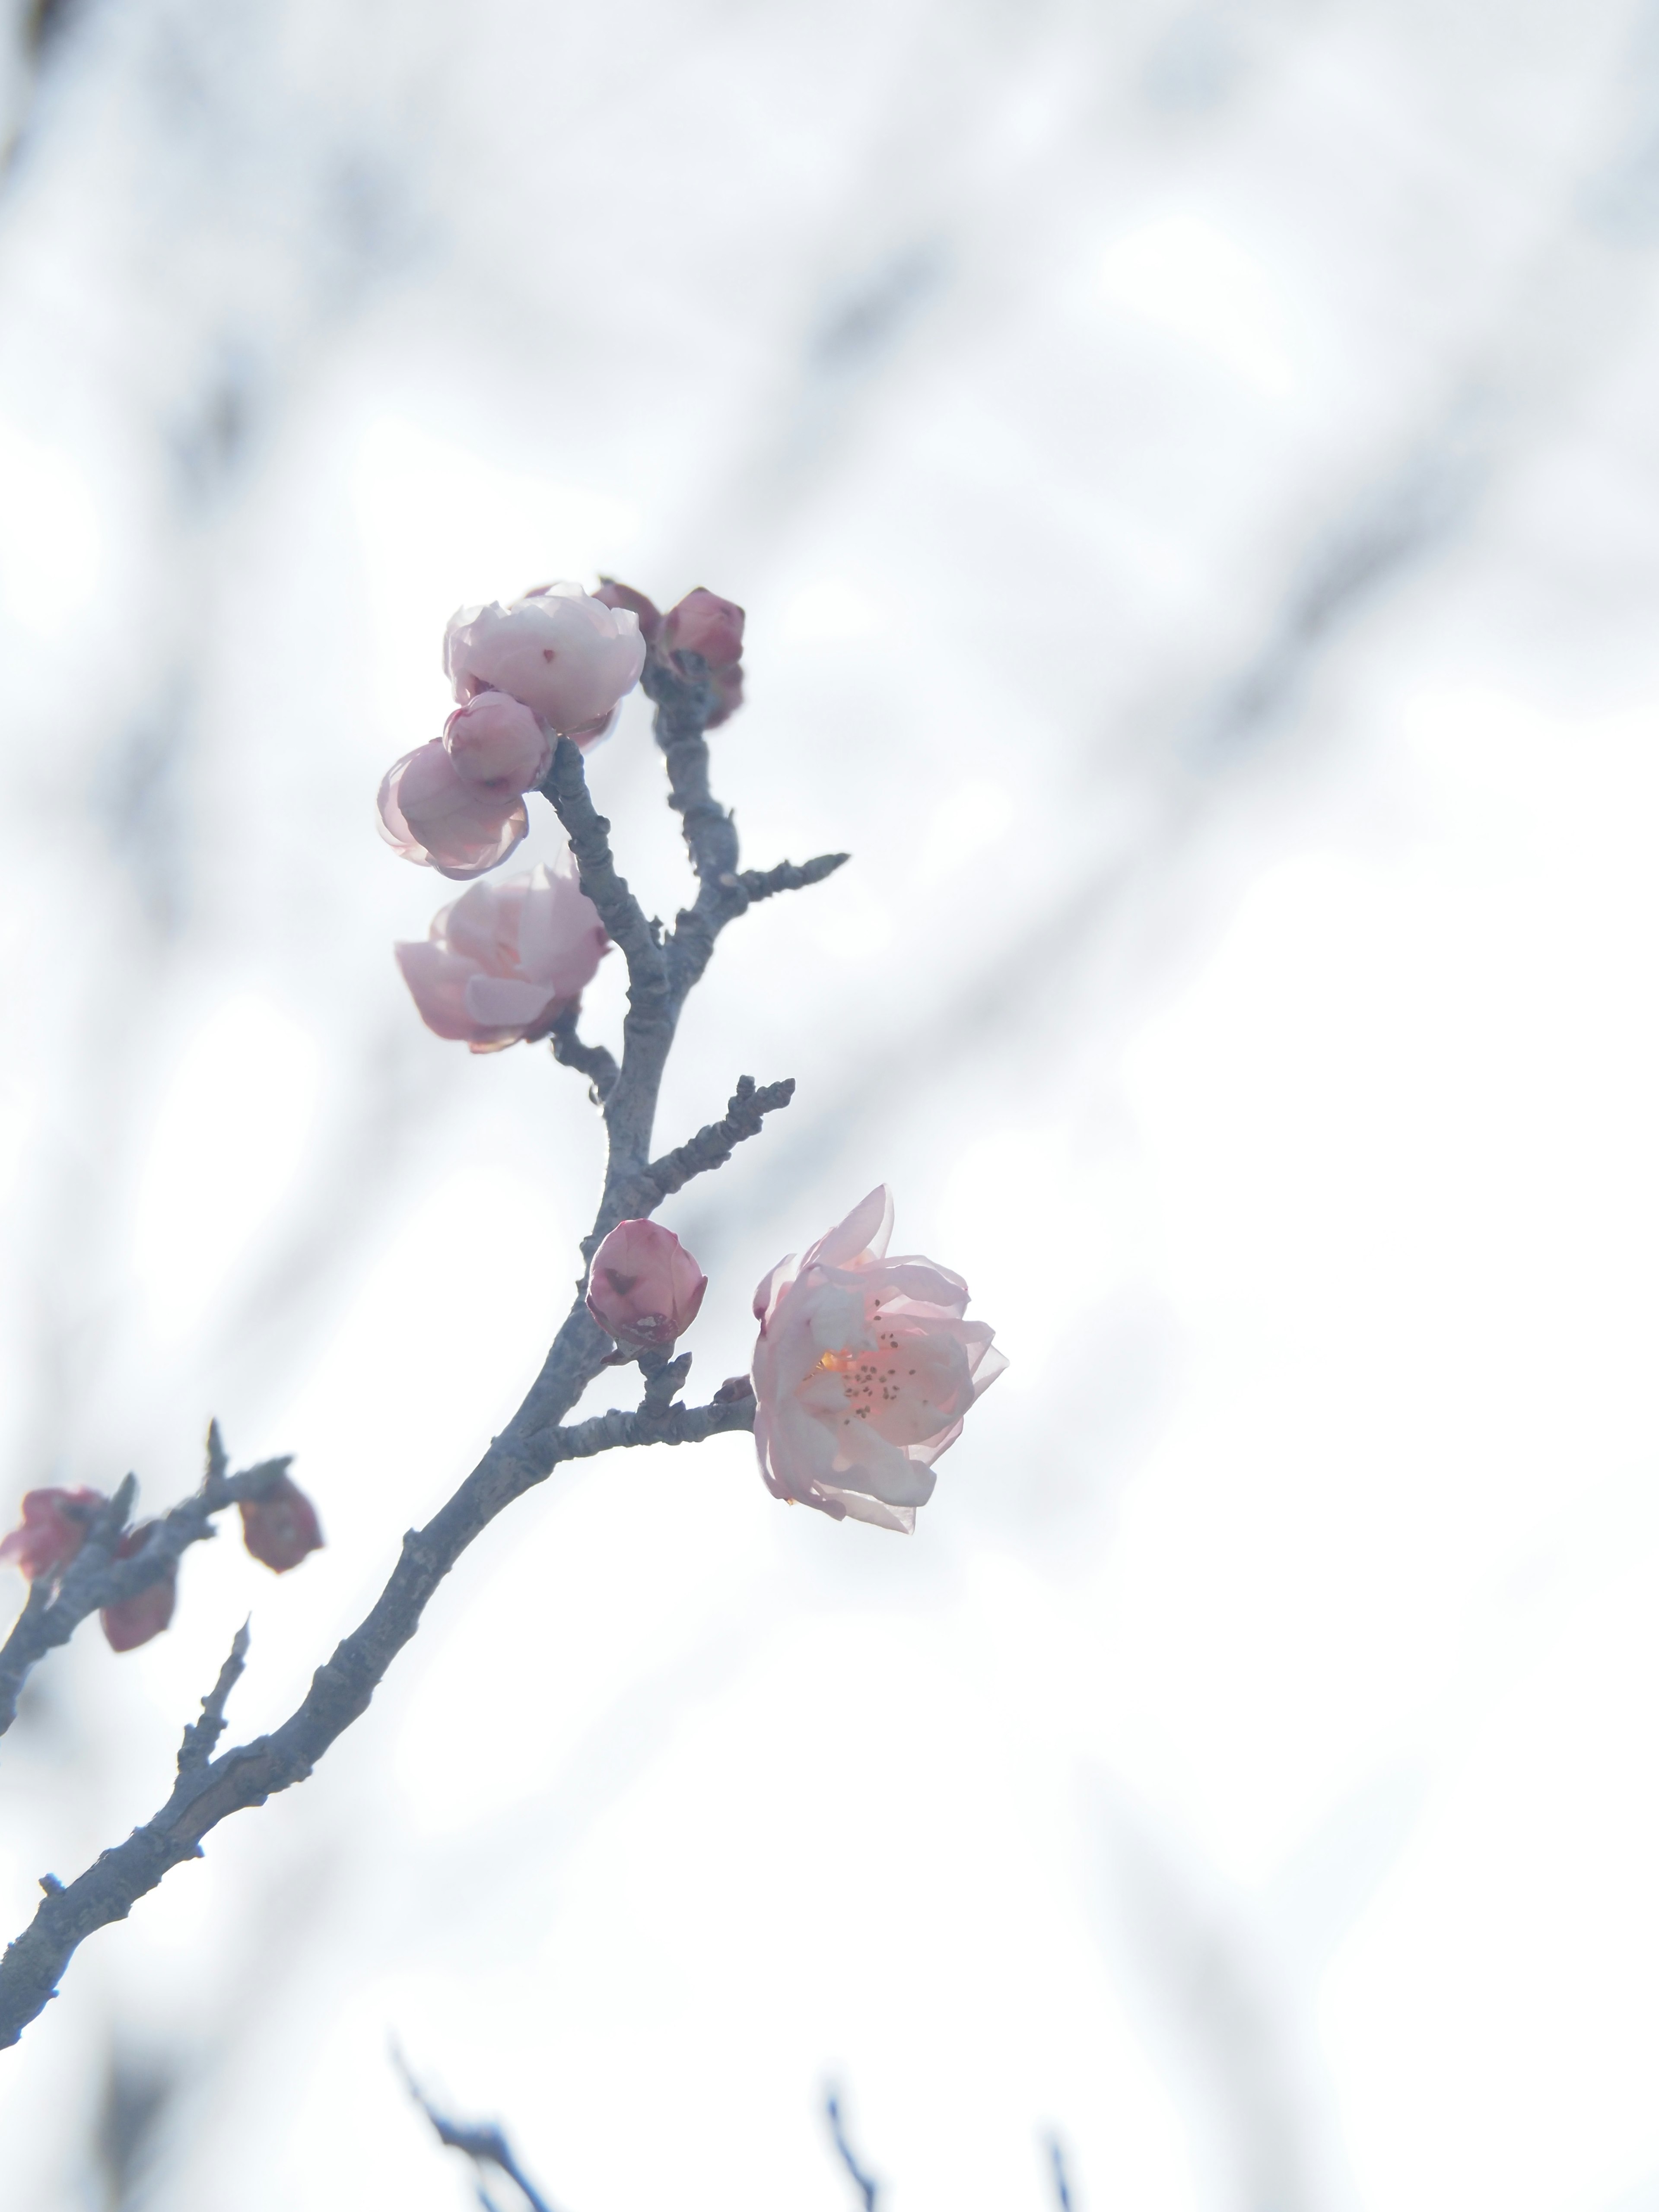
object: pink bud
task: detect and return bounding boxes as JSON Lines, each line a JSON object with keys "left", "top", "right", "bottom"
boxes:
{"left": 443, "top": 689, "right": 551, "bottom": 791}
{"left": 0, "top": 1486, "right": 107, "bottom": 1581}
{"left": 659, "top": 588, "right": 745, "bottom": 726}
{"left": 378, "top": 741, "right": 528, "bottom": 880}
{"left": 594, "top": 578, "right": 663, "bottom": 645}
{"left": 99, "top": 1526, "right": 177, "bottom": 1652}
{"left": 239, "top": 1475, "right": 324, "bottom": 1573}
{"left": 396, "top": 851, "right": 607, "bottom": 1052}
{"left": 444, "top": 584, "right": 645, "bottom": 734}
{"left": 661, "top": 587, "right": 744, "bottom": 670}
{"left": 585, "top": 1219, "right": 708, "bottom": 1348}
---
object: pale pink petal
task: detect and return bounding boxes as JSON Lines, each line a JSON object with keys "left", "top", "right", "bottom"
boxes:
{"left": 395, "top": 941, "right": 496, "bottom": 1044}
{"left": 444, "top": 587, "right": 645, "bottom": 731}
{"left": 463, "top": 973, "right": 559, "bottom": 1027}
{"left": 806, "top": 1185, "right": 894, "bottom": 1271}
{"left": 378, "top": 742, "right": 528, "bottom": 879}
{"left": 443, "top": 690, "right": 551, "bottom": 790}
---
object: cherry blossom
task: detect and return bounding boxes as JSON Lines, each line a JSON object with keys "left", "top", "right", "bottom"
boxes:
{"left": 0, "top": 1486, "right": 107, "bottom": 1581}
{"left": 99, "top": 1526, "right": 176, "bottom": 1652}
{"left": 586, "top": 1220, "right": 708, "bottom": 1348}
{"left": 750, "top": 1186, "right": 1004, "bottom": 1532}
{"left": 377, "top": 740, "right": 529, "bottom": 880}
{"left": 239, "top": 1474, "right": 324, "bottom": 1573}
{"left": 395, "top": 849, "right": 607, "bottom": 1052}
{"left": 444, "top": 582, "right": 645, "bottom": 735}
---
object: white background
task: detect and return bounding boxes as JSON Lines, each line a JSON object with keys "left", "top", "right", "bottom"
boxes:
{"left": 1, "top": 1, "right": 1658, "bottom": 2206}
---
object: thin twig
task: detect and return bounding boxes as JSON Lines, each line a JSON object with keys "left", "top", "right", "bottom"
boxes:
{"left": 176, "top": 1622, "right": 250, "bottom": 1775}
{"left": 0, "top": 1449, "right": 292, "bottom": 1739}
{"left": 1046, "top": 2134, "right": 1074, "bottom": 2212}
{"left": 826, "top": 2088, "right": 880, "bottom": 2212}
{"left": 604, "top": 1074, "right": 795, "bottom": 1227}
{"left": 395, "top": 2046, "right": 559, "bottom": 2212}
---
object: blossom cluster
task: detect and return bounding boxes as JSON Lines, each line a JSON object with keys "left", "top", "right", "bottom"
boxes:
{"left": 379, "top": 578, "right": 744, "bottom": 1051}
{"left": 0, "top": 1472, "right": 323, "bottom": 1653}
{"left": 366, "top": 576, "right": 1004, "bottom": 1525}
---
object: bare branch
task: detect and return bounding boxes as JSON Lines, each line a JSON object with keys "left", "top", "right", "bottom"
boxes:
{"left": 0, "top": 1452, "right": 291, "bottom": 1739}
{"left": 825, "top": 2088, "right": 880, "bottom": 2212}
{"left": 396, "top": 2047, "right": 560, "bottom": 2212}
{"left": 0, "top": 1387, "right": 755, "bottom": 2047}
{"left": 605, "top": 1074, "right": 795, "bottom": 1226}
{"left": 737, "top": 852, "right": 849, "bottom": 903}
{"left": 0, "top": 603, "right": 823, "bottom": 2050}
{"left": 176, "top": 1622, "right": 250, "bottom": 1776}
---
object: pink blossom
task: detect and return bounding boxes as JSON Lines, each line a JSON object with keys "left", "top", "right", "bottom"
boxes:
{"left": 377, "top": 740, "right": 528, "bottom": 880}
{"left": 0, "top": 1486, "right": 107, "bottom": 1581}
{"left": 239, "top": 1475, "right": 324, "bottom": 1573}
{"left": 585, "top": 1220, "right": 708, "bottom": 1348}
{"left": 444, "top": 583, "right": 645, "bottom": 735}
{"left": 443, "top": 689, "right": 551, "bottom": 790}
{"left": 395, "top": 850, "right": 607, "bottom": 1052}
{"left": 750, "top": 1187, "right": 1004, "bottom": 1533}
{"left": 594, "top": 578, "right": 663, "bottom": 645}
{"left": 100, "top": 1526, "right": 176, "bottom": 1652}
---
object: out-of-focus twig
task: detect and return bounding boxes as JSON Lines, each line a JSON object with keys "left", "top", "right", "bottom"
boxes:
{"left": 395, "top": 2046, "right": 559, "bottom": 2212}
{"left": 825, "top": 2087, "right": 880, "bottom": 2212}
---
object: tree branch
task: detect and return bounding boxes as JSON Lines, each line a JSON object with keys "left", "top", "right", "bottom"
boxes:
{"left": 176, "top": 1621, "right": 250, "bottom": 1776}
{"left": 0, "top": 606, "right": 844, "bottom": 2052}
{"left": 825, "top": 2088, "right": 880, "bottom": 2212}
{"left": 0, "top": 1389, "right": 755, "bottom": 2048}
{"left": 0, "top": 1444, "right": 293, "bottom": 1739}
{"left": 604, "top": 1074, "right": 795, "bottom": 1226}
{"left": 397, "top": 2047, "right": 559, "bottom": 2212}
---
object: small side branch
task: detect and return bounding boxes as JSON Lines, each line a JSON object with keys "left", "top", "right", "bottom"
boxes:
{"left": 737, "top": 852, "right": 848, "bottom": 903}
{"left": 605, "top": 1075, "right": 795, "bottom": 1225}
{"left": 1046, "top": 2135, "right": 1075, "bottom": 2212}
{"left": 0, "top": 1444, "right": 292, "bottom": 1739}
{"left": 176, "top": 1622, "right": 250, "bottom": 1775}
{"left": 397, "top": 2048, "right": 559, "bottom": 2212}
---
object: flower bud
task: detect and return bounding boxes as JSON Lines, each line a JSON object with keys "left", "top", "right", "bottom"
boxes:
{"left": 0, "top": 1486, "right": 107, "bottom": 1581}
{"left": 586, "top": 1219, "right": 708, "bottom": 1348}
{"left": 660, "top": 588, "right": 745, "bottom": 726}
{"left": 378, "top": 741, "right": 528, "bottom": 880}
{"left": 100, "top": 1526, "right": 177, "bottom": 1652}
{"left": 239, "top": 1474, "right": 324, "bottom": 1573}
{"left": 443, "top": 689, "right": 551, "bottom": 791}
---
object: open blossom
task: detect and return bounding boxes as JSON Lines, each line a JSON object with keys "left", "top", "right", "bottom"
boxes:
{"left": 0, "top": 1486, "right": 107, "bottom": 1581}
{"left": 586, "top": 1220, "right": 708, "bottom": 1348}
{"left": 750, "top": 1187, "right": 1004, "bottom": 1533}
{"left": 100, "top": 1526, "right": 176, "bottom": 1653}
{"left": 239, "top": 1474, "right": 324, "bottom": 1573}
{"left": 396, "top": 848, "right": 607, "bottom": 1051}
{"left": 377, "top": 740, "right": 529, "bottom": 880}
{"left": 444, "top": 582, "right": 645, "bottom": 736}
{"left": 597, "top": 579, "right": 745, "bottom": 727}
